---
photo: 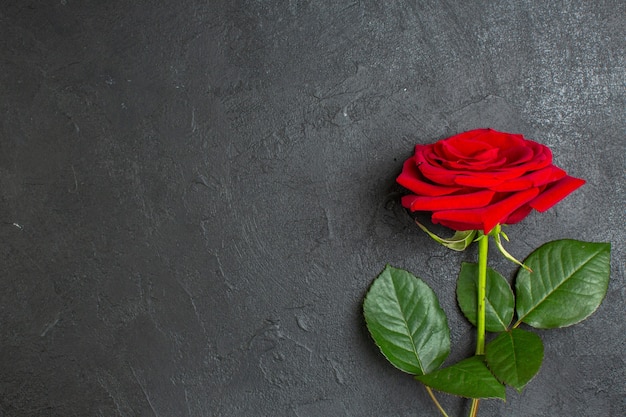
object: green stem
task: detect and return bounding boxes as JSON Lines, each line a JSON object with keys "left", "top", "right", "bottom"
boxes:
{"left": 475, "top": 232, "right": 488, "bottom": 355}
{"left": 469, "top": 232, "right": 488, "bottom": 417}
{"left": 469, "top": 398, "right": 480, "bottom": 417}
{"left": 425, "top": 386, "right": 450, "bottom": 417}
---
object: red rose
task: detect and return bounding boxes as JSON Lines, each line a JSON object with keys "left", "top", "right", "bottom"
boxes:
{"left": 397, "top": 129, "right": 585, "bottom": 233}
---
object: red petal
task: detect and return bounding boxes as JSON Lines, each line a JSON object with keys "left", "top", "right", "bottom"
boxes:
{"left": 432, "top": 188, "right": 539, "bottom": 233}
{"left": 529, "top": 176, "right": 586, "bottom": 212}
{"left": 432, "top": 217, "right": 482, "bottom": 231}
{"left": 490, "top": 166, "right": 567, "bottom": 192}
{"left": 415, "top": 147, "right": 458, "bottom": 185}
{"left": 500, "top": 145, "right": 534, "bottom": 165}
{"left": 400, "top": 195, "right": 417, "bottom": 209}
{"left": 453, "top": 165, "right": 529, "bottom": 187}
{"left": 396, "top": 159, "right": 462, "bottom": 196}
{"left": 404, "top": 190, "right": 496, "bottom": 211}
{"left": 503, "top": 204, "right": 533, "bottom": 224}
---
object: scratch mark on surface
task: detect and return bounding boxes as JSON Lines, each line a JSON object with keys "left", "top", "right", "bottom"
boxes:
{"left": 191, "top": 107, "right": 198, "bottom": 132}
{"left": 322, "top": 207, "right": 334, "bottom": 240}
{"left": 183, "top": 387, "right": 193, "bottom": 417}
{"left": 329, "top": 359, "right": 345, "bottom": 385}
{"left": 214, "top": 252, "right": 234, "bottom": 290}
{"left": 96, "top": 373, "right": 126, "bottom": 416}
{"left": 450, "top": 94, "right": 505, "bottom": 116}
{"left": 138, "top": 275, "right": 167, "bottom": 337}
{"left": 176, "top": 278, "right": 208, "bottom": 334}
{"left": 130, "top": 366, "right": 160, "bottom": 417}
{"left": 40, "top": 316, "right": 60, "bottom": 336}
{"left": 247, "top": 320, "right": 281, "bottom": 351}
{"left": 232, "top": 242, "right": 244, "bottom": 260}
{"left": 193, "top": 174, "right": 210, "bottom": 188}
{"left": 295, "top": 314, "right": 310, "bottom": 332}
{"left": 68, "top": 165, "right": 78, "bottom": 193}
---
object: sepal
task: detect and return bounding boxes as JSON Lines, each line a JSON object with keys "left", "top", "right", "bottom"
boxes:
{"left": 416, "top": 221, "right": 477, "bottom": 251}
{"left": 490, "top": 225, "right": 532, "bottom": 272}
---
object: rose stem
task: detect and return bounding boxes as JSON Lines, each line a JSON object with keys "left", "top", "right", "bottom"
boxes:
{"left": 469, "top": 399, "right": 480, "bottom": 417}
{"left": 425, "top": 386, "right": 450, "bottom": 417}
{"left": 469, "top": 231, "right": 488, "bottom": 417}
{"left": 475, "top": 231, "right": 488, "bottom": 355}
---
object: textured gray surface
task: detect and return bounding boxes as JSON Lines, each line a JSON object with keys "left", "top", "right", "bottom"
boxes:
{"left": 1, "top": 1, "right": 624, "bottom": 416}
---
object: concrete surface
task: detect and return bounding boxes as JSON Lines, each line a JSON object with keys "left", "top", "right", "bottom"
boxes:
{"left": 1, "top": 1, "right": 624, "bottom": 416}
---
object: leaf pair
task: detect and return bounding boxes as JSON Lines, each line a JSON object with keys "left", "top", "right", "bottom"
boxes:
{"left": 414, "top": 328, "right": 543, "bottom": 397}
{"left": 457, "top": 240, "right": 611, "bottom": 330}
{"left": 456, "top": 264, "right": 545, "bottom": 392}
{"left": 363, "top": 265, "right": 505, "bottom": 398}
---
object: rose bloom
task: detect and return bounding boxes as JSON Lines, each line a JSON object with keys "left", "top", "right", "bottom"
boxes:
{"left": 397, "top": 129, "right": 585, "bottom": 233}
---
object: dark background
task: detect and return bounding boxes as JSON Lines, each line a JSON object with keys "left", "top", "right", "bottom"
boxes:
{"left": 1, "top": 1, "right": 624, "bottom": 416}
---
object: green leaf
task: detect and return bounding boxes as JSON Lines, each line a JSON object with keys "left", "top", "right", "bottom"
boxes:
{"left": 457, "top": 262, "right": 514, "bottom": 332}
{"left": 415, "top": 356, "right": 506, "bottom": 400}
{"left": 364, "top": 265, "right": 450, "bottom": 375}
{"left": 515, "top": 240, "right": 611, "bottom": 328}
{"left": 485, "top": 329, "right": 544, "bottom": 392}
{"left": 416, "top": 222, "right": 477, "bottom": 251}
